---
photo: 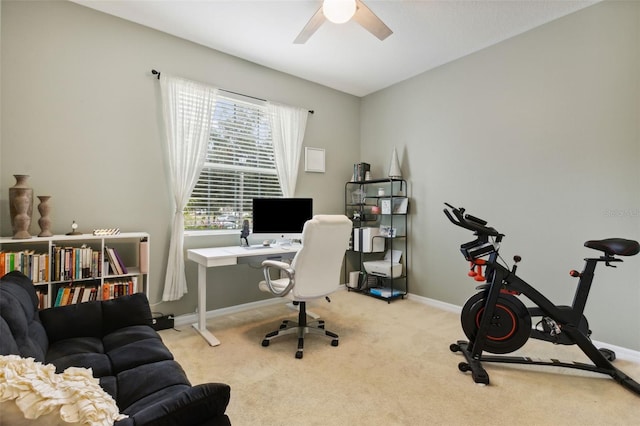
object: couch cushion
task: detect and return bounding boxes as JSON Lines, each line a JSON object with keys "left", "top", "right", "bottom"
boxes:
{"left": 120, "top": 383, "right": 191, "bottom": 416}
{"left": 0, "top": 271, "right": 48, "bottom": 361}
{"left": 46, "top": 336, "right": 112, "bottom": 376}
{"left": 0, "top": 270, "right": 40, "bottom": 307}
{"left": 116, "top": 360, "right": 191, "bottom": 410}
{"left": 102, "top": 293, "right": 153, "bottom": 335}
{"left": 39, "top": 299, "right": 104, "bottom": 342}
{"left": 0, "top": 317, "right": 20, "bottom": 356}
{"left": 107, "top": 334, "right": 174, "bottom": 373}
{"left": 121, "top": 383, "right": 232, "bottom": 426}
{"left": 102, "top": 324, "right": 161, "bottom": 351}
{"left": 45, "top": 324, "right": 172, "bottom": 379}
{"left": 99, "top": 375, "right": 118, "bottom": 400}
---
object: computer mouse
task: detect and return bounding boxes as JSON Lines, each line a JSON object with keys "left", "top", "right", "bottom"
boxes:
{"left": 263, "top": 240, "right": 271, "bottom": 246}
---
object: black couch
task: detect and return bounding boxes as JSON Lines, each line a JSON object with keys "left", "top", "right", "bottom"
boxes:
{"left": 0, "top": 271, "right": 231, "bottom": 426}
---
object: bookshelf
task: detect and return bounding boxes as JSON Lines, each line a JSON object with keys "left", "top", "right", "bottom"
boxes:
{"left": 0, "top": 232, "right": 149, "bottom": 309}
{"left": 344, "top": 178, "right": 408, "bottom": 302}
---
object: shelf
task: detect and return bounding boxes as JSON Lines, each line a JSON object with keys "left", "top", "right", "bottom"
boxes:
{"left": 0, "top": 232, "right": 150, "bottom": 309}
{"left": 0, "top": 232, "right": 148, "bottom": 244}
{"left": 346, "top": 286, "right": 407, "bottom": 301}
{"left": 345, "top": 178, "right": 408, "bottom": 303}
{"left": 348, "top": 177, "right": 406, "bottom": 184}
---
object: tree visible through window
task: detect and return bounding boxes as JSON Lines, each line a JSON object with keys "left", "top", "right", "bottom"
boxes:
{"left": 184, "top": 94, "right": 282, "bottom": 231}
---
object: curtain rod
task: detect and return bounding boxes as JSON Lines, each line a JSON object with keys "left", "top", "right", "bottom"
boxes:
{"left": 151, "top": 69, "right": 314, "bottom": 114}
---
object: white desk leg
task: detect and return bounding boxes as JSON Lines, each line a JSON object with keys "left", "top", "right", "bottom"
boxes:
{"left": 192, "top": 264, "right": 221, "bottom": 346}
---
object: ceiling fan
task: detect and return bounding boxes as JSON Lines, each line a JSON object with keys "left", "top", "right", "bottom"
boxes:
{"left": 294, "top": 0, "right": 393, "bottom": 44}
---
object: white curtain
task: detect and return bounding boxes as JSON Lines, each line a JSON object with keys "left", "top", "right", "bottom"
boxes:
{"left": 267, "top": 103, "right": 308, "bottom": 197}
{"left": 159, "top": 74, "right": 218, "bottom": 301}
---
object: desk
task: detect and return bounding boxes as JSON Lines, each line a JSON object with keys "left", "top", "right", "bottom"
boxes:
{"left": 187, "top": 244, "right": 300, "bottom": 346}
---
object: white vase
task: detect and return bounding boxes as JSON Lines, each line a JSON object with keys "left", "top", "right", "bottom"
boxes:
{"left": 388, "top": 148, "right": 401, "bottom": 178}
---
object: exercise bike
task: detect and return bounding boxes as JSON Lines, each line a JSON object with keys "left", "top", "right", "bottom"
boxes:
{"left": 443, "top": 203, "right": 640, "bottom": 395}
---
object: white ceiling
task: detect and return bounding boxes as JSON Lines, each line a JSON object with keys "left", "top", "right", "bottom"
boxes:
{"left": 71, "top": 0, "right": 599, "bottom": 97}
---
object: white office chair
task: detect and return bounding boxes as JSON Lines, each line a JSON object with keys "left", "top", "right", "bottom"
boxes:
{"left": 259, "top": 214, "right": 352, "bottom": 359}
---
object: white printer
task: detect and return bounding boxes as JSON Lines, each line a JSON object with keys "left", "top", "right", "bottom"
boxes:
{"left": 363, "top": 250, "right": 403, "bottom": 278}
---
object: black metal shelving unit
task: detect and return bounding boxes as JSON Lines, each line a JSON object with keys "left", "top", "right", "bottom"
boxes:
{"left": 344, "top": 178, "right": 408, "bottom": 303}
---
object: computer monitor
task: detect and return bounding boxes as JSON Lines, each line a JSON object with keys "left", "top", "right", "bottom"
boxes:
{"left": 251, "top": 197, "right": 313, "bottom": 244}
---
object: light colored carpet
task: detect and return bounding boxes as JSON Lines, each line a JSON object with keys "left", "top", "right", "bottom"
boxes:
{"left": 159, "top": 290, "right": 640, "bottom": 425}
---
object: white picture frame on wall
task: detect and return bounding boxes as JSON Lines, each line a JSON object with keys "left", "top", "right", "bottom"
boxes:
{"left": 304, "top": 147, "right": 325, "bottom": 173}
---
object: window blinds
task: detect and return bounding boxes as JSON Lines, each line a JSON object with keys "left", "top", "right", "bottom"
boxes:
{"left": 185, "top": 94, "right": 282, "bottom": 230}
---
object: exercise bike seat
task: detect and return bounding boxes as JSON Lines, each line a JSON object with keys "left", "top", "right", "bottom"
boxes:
{"left": 584, "top": 238, "right": 640, "bottom": 256}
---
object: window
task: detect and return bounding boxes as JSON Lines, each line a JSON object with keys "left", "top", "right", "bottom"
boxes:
{"left": 184, "top": 93, "right": 282, "bottom": 231}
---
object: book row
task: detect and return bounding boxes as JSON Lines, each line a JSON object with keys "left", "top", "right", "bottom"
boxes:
{"left": 0, "top": 251, "right": 49, "bottom": 283}
{"left": 102, "top": 277, "right": 137, "bottom": 301}
{"left": 35, "top": 288, "right": 48, "bottom": 310}
{"left": 53, "top": 284, "right": 99, "bottom": 307}
{"left": 0, "top": 245, "right": 130, "bottom": 283}
{"left": 51, "top": 277, "right": 138, "bottom": 307}
{"left": 52, "top": 245, "right": 102, "bottom": 281}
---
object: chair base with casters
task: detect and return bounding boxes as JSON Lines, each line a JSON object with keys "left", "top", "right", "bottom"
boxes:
{"left": 258, "top": 214, "right": 352, "bottom": 359}
{"left": 261, "top": 300, "right": 339, "bottom": 359}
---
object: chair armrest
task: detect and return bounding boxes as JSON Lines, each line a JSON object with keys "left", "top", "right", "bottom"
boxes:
{"left": 261, "top": 260, "right": 295, "bottom": 297}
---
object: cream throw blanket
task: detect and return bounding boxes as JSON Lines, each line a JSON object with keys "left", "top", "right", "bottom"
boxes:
{"left": 0, "top": 355, "right": 126, "bottom": 425}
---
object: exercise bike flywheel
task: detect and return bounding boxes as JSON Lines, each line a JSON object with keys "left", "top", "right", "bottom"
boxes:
{"left": 461, "top": 292, "right": 531, "bottom": 354}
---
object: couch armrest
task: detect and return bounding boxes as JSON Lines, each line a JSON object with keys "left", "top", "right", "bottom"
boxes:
{"left": 122, "top": 383, "right": 231, "bottom": 426}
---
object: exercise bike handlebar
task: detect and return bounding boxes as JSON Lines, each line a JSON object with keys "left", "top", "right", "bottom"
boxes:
{"left": 443, "top": 203, "right": 503, "bottom": 238}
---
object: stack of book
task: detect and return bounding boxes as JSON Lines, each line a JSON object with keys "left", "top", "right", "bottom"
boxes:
{"left": 35, "top": 288, "right": 48, "bottom": 310}
{"left": 0, "top": 250, "right": 49, "bottom": 283}
{"left": 102, "top": 277, "right": 137, "bottom": 300}
{"left": 104, "top": 246, "right": 128, "bottom": 275}
{"left": 53, "top": 284, "right": 99, "bottom": 307}
{"left": 51, "top": 245, "right": 101, "bottom": 281}
{"left": 352, "top": 162, "right": 371, "bottom": 181}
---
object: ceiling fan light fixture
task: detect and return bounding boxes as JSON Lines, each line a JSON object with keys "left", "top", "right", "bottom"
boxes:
{"left": 323, "top": 0, "right": 357, "bottom": 24}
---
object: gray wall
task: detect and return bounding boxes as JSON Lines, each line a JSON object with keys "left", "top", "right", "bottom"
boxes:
{"left": 0, "top": 1, "right": 359, "bottom": 315}
{"left": 361, "top": 0, "right": 640, "bottom": 350}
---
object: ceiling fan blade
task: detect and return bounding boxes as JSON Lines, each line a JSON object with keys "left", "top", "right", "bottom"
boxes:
{"left": 294, "top": 6, "right": 326, "bottom": 44}
{"left": 353, "top": 0, "right": 393, "bottom": 41}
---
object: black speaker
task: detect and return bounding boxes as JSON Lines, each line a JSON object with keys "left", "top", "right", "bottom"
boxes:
{"left": 240, "top": 220, "right": 250, "bottom": 246}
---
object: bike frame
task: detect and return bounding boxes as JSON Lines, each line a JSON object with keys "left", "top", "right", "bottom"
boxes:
{"left": 473, "top": 253, "right": 616, "bottom": 363}
{"left": 444, "top": 203, "right": 640, "bottom": 395}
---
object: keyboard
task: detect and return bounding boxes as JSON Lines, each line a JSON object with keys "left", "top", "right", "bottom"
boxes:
{"left": 243, "top": 245, "right": 273, "bottom": 250}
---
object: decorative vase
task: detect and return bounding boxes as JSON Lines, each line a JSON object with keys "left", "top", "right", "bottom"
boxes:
{"left": 388, "top": 147, "right": 402, "bottom": 179}
{"left": 9, "top": 174, "right": 33, "bottom": 239}
{"left": 37, "top": 196, "right": 53, "bottom": 237}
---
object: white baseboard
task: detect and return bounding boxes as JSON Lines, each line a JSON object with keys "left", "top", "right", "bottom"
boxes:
{"left": 407, "top": 293, "right": 640, "bottom": 364}
{"left": 407, "top": 293, "right": 462, "bottom": 314}
{"left": 590, "top": 340, "right": 640, "bottom": 364}
{"left": 174, "top": 297, "right": 286, "bottom": 328}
